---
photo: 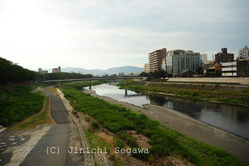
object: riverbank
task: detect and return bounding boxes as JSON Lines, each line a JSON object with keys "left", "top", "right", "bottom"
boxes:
{"left": 84, "top": 89, "right": 249, "bottom": 164}
{"left": 118, "top": 80, "right": 249, "bottom": 107}
{"left": 0, "top": 85, "right": 44, "bottom": 127}
{"left": 166, "top": 77, "right": 249, "bottom": 85}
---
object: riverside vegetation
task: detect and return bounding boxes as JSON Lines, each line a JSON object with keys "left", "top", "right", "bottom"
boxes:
{"left": 118, "top": 80, "right": 249, "bottom": 107}
{"left": 0, "top": 85, "right": 44, "bottom": 127}
{"left": 7, "top": 91, "right": 55, "bottom": 131}
{"left": 60, "top": 81, "right": 245, "bottom": 165}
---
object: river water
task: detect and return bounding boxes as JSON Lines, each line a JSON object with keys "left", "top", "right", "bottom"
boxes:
{"left": 86, "top": 83, "right": 249, "bottom": 139}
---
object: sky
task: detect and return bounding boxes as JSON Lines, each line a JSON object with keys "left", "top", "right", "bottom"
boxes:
{"left": 0, "top": 0, "right": 249, "bottom": 70}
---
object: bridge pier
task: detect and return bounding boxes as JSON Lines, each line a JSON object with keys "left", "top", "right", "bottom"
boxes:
{"left": 89, "top": 80, "right": 91, "bottom": 90}
{"left": 124, "top": 78, "right": 127, "bottom": 86}
{"left": 109, "top": 79, "right": 111, "bottom": 85}
{"left": 125, "top": 89, "right": 127, "bottom": 96}
{"left": 61, "top": 82, "right": 63, "bottom": 86}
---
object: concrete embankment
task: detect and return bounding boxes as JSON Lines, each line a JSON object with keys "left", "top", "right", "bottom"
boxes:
{"left": 167, "top": 77, "right": 249, "bottom": 85}
{"left": 84, "top": 89, "right": 249, "bottom": 164}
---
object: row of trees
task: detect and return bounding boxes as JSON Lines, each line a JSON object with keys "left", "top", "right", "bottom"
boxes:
{"left": 41, "top": 72, "right": 93, "bottom": 81}
{"left": 140, "top": 69, "right": 167, "bottom": 79}
{"left": 0, "top": 57, "right": 38, "bottom": 86}
{"left": 0, "top": 57, "right": 94, "bottom": 86}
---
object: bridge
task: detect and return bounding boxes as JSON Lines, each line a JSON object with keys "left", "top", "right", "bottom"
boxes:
{"left": 42, "top": 76, "right": 145, "bottom": 90}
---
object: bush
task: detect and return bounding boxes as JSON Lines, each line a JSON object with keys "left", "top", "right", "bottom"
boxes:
{"left": 0, "top": 85, "right": 44, "bottom": 126}
{"left": 117, "top": 131, "right": 138, "bottom": 148}
{"left": 150, "top": 145, "right": 170, "bottom": 157}
{"left": 91, "top": 121, "right": 100, "bottom": 130}
{"left": 132, "top": 152, "right": 150, "bottom": 161}
{"left": 115, "top": 139, "right": 125, "bottom": 149}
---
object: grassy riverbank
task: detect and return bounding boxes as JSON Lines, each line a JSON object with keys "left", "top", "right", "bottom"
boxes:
{"left": 60, "top": 83, "right": 245, "bottom": 165}
{"left": 7, "top": 94, "right": 55, "bottom": 131}
{"left": 118, "top": 80, "right": 249, "bottom": 106}
{"left": 62, "top": 80, "right": 108, "bottom": 90}
{"left": 0, "top": 85, "right": 44, "bottom": 126}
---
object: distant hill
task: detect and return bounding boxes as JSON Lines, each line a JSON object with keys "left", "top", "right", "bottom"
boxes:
{"left": 59, "top": 66, "right": 143, "bottom": 76}
{"left": 61, "top": 67, "right": 104, "bottom": 76}
{"left": 104, "top": 66, "right": 143, "bottom": 75}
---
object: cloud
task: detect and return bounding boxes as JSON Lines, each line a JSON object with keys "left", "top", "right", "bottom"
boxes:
{"left": 0, "top": 0, "right": 248, "bottom": 70}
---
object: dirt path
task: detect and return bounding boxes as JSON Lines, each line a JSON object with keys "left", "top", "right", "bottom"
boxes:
{"left": 84, "top": 89, "right": 249, "bottom": 164}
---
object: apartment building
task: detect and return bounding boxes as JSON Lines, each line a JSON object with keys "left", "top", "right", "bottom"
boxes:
{"left": 238, "top": 46, "right": 249, "bottom": 59}
{"left": 215, "top": 48, "right": 234, "bottom": 64}
{"left": 143, "top": 63, "right": 150, "bottom": 73}
{"left": 149, "top": 48, "right": 167, "bottom": 72}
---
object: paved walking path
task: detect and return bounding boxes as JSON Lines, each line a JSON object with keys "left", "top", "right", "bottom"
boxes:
{"left": 0, "top": 88, "right": 84, "bottom": 166}
{"left": 57, "top": 88, "right": 114, "bottom": 166}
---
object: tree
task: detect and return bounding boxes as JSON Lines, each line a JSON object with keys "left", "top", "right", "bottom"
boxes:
{"left": 198, "top": 67, "right": 204, "bottom": 75}
{"left": 139, "top": 72, "right": 150, "bottom": 77}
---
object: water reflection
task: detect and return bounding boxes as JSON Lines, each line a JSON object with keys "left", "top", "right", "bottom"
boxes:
{"left": 87, "top": 84, "right": 249, "bottom": 139}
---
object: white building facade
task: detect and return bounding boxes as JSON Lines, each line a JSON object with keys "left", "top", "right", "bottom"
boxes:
{"left": 165, "top": 49, "right": 201, "bottom": 76}
{"left": 238, "top": 46, "right": 249, "bottom": 59}
{"left": 221, "top": 61, "right": 237, "bottom": 77}
{"left": 200, "top": 54, "right": 207, "bottom": 65}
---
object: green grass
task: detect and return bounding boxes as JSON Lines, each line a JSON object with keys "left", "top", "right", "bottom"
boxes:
{"left": 7, "top": 94, "right": 55, "bottom": 131}
{"left": 0, "top": 85, "right": 44, "bottom": 126}
{"left": 63, "top": 80, "right": 108, "bottom": 90}
{"left": 60, "top": 85, "right": 246, "bottom": 165}
{"left": 85, "top": 129, "right": 110, "bottom": 153}
{"left": 118, "top": 81, "right": 249, "bottom": 106}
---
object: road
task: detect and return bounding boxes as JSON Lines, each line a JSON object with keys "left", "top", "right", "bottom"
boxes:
{"left": 0, "top": 88, "right": 84, "bottom": 166}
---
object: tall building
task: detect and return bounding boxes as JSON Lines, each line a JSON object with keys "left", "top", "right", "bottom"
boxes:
{"left": 52, "top": 66, "right": 61, "bottom": 73}
{"left": 143, "top": 63, "right": 150, "bottom": 73}
{"left": 215, "top": 48, "right": 234, "bottom": 64}
{"left": 165, "top": 49, "right": 201, "bottom": 77}
{"left": 238, "top": 46, "right": 249, "bottom": 59}
{"left": 149, "top": 48, "right": 167, "bottom": 72}
{"left": 200, "top": 54, "right": 207, "bottom": 65}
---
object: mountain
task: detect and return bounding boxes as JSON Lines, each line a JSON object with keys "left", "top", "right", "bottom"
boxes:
{"left": 104, "top": 66, "right": 143, "bottom": 75}
{"left": 61, "top": 67, "right": 104, "bottom": 76}
{"left": 60, "top": 66, "right": 143, "bottom": 76}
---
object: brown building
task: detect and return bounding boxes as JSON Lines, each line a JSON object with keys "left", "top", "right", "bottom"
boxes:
{"left": 38, "top": 68, "right": 48, "bottom": 74}
{"left": 149, "top": 48, "right": 167, "bottom": 72}
{"left": 179, "top": 69, "right": 197, "bottom": 77}
{"left": 206, "top": 64, "right": 222, "bottom": 77}
{"left": 215, "top": 48, "right": 234, "bottom": 64}
{"left": 52, "top": 66, "right": 61, "bottom": 73}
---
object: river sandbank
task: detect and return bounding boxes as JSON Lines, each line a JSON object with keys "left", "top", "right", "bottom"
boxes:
{"left": 84, "top": 89, "right": 249, "bottom": 164}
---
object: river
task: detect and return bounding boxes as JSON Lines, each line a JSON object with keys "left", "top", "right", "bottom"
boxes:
{"left": 86, "top": 83, "right": 249, "bottom": 139}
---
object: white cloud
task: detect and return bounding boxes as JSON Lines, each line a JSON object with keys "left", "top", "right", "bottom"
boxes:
{"left": 0, "top": 0, "right": 248, "bottom": 70}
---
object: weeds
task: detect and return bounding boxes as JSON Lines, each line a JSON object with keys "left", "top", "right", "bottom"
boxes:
{"left": 0, "top": 85, "right": 44, "bottom": 126}
{"left": 60, "top": 84, "right": 245, "bottom": 165}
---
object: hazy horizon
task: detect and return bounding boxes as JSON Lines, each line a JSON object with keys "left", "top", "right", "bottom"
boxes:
{"left": 0, "top": 0, "right": 248, "bottom": 71}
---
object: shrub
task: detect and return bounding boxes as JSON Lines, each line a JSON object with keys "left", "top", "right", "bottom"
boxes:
{"left": 150, "top": 145, "right": 170, "bottom": 157}
{"left": 91, "top": 121, "right": 100, "bottom": 130}
{"left": 0, "top": 85, "right": 44, "bottom": 126}
{"left": 115, "top": 139, "right": 125, "bottom": 149}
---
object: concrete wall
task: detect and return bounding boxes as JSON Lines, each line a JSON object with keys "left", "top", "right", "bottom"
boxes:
{"left": 167, "top": 77, "right": 249, "bottom": 85}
